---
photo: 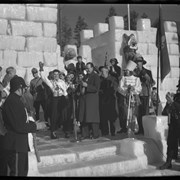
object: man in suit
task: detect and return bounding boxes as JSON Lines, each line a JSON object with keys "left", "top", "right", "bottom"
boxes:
{"left": 99, "top": 66, "right": 118, "bottom": 136}
{"left": 1, "top": 76, "right": 37, "bottom": 176}
{"left": 80, "top": 62, "right": 101, "bottom": 139}
{"left": 133, "top": 53, "right": 155, "bottom": 135}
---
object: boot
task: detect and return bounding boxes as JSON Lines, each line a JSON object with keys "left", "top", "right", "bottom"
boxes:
{"left": 159, "top": 161, "right": 172, "bottom": 170}
{"left": 159, "top": 153, "right": 173, "bottom": 170}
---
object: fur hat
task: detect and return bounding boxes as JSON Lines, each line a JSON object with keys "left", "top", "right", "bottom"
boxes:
{"left": 10, "top": 76, "right": 27, "bottom": 93}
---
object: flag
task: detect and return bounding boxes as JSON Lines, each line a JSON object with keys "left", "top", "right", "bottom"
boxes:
{"left": 156, "top": 5, "right": 171, "bottom": 82}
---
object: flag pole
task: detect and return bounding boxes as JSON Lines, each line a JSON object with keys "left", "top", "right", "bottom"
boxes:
{"left": 128, "top": 4, "right": 130, "bottom": 31}
{"left": 156, "top": 4, "right": 161, "bottom": 115}
{"left": 157, "top": 43, "right": 160, "bottom": 115}
{"left": 156, "top": 4, "right": 171, "bottom": 115}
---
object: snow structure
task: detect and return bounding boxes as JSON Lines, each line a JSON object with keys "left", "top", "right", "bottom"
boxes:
{"left": 0, "top": 4, "right": 178, "bottom": 161}
{"left": 80, "top": 16, "right": 180, "bottom": 108}
{"left": 0, "top": 4, "right": 68, "bottom": 85}
{"left": 0, "top": 4, "right": 179, "bottom": 108}
{"left": 80, "top": 16, "right": 179, "bottom": 158}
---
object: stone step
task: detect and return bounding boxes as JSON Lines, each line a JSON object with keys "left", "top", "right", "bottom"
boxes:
{"left": 28, "top": 137, "right": 164, "bottom": 176}
{"left": 37, "top": 154, "right": 148, "bottom": 176}
{"left": 38, "top": 140, "right": 121, "bottom": 167}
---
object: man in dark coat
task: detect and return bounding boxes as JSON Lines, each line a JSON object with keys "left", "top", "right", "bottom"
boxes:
{"left": 159, "top": 82, "right": 180, "bottom": 170}
{"left": 99, "top": 67, "right": 118, "bottom": 136}
{"left": 1, "top": 76, "right": 37, "bottom": 176}
{"left": 62, "top": 73, "right": 75, "bottom": 138}
{"left": 73, "top": 72, "right": 86, "bottom": 139}
{"left": 133, "top": 54, "right": 155, "bottom": 135}
{"left": 0, "top": 66, "right": 8, "bottom": 176}
{"left": 80, "top": 62, "right": 100, "bottom": 139}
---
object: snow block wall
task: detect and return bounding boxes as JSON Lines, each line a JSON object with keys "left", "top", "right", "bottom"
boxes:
{"left": 0, "top": 4, "right": 65, "bottom": 85}
{"left": 80, "top": 16, "right": 180, "bottom": 107}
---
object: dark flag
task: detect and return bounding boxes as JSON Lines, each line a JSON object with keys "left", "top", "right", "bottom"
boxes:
{"left": 176, "top": 21, "right": 180, "bottom": 79}
{"left": 156, "top": 5, "right": 171, "bottom": 82}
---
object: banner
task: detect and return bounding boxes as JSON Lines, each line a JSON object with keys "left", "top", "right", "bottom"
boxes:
{"left": 176, "top": 21, "right": 180, "bottom": 79}
{"left": 156, "top": 5, "right": 171, "bottom": 82}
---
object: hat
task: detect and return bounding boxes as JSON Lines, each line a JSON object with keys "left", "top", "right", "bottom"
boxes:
{"left": 134, "top": 53, "right": 147, "bottom": 65}
{"left": 125, "top": 60, "right": 137, "bottom": 72}
{"left": 10, "top": 76, "right": 27, "bottom": 93}
{"left": 31, "top": 68, "right": 38, "bottom": 74}
{"left": 110, "top": 58, "right": 118, "bottom": 64}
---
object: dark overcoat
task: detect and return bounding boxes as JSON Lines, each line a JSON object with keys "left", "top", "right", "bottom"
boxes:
{"left": 99, "top": 75, "right": 118, "bottom": 121}
{"left": 76, "top": 84, "right": 85, "bottom": 123}
{"left": 2, "top": 93, "right": 36, "bottom": 153}
{"left": 162, "top": 93, "right": 180, "bottom": 159}
{"left": 84, "top": 71, "right": 100, "bottom": 123}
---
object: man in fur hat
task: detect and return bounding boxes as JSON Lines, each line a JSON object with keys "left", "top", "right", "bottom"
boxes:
{"left": 133, "top": 54, "right": 155, "bottom": 135}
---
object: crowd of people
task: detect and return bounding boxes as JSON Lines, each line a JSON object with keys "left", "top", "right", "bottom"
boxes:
{"left": 0, "top": 53, "right": 180, "bottom": 176}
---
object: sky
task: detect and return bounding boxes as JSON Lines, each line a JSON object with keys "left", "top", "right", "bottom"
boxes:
{"left": 61, "top": 4, "right": 180, "bottom": 30}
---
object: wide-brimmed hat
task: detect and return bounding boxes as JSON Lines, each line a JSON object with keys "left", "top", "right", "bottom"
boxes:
{"left": 134, "top": 53, "right": 147, "bottom": 65}
{"left": 110, "top": 58, "right": 118, "bottom": 64}
{"left": 10, "top": 75, "right": 27, "bottom": 93}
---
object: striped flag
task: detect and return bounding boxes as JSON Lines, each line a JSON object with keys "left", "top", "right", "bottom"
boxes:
{"left": 156, "top": 5, "right": 171, "bottom": 82}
